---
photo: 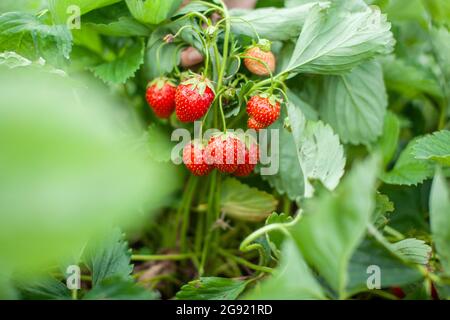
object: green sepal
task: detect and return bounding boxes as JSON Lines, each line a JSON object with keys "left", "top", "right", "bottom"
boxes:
{"left": 181, "top": 74, "right": 216, "bottom": 96}
{"left": 148, "top": 76, "right": 176, "bottom": 89}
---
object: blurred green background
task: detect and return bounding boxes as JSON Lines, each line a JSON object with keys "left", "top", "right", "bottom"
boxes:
{"left": 0, "top": 68, "right": 178, "bottom": 280}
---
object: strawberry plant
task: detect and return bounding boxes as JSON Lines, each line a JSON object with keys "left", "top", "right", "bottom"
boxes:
{"left": 0, "top": 0, "right": 449, "bottom": 301}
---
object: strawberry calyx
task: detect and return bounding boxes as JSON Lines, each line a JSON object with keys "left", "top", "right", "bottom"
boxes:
{"left": 209, "top": 131, "right": 240, "bottom": 142}
{"left": 181, "top": 74, "right": 215, "bottom": 96}
{"left": 248, "top": 39, "right": 272, "bottom": 53}
{"left": 148, "top": 76, "right": 176, "bottom": 90}
{"left": 252, "top": 92, "right": 282, "bottom": 107}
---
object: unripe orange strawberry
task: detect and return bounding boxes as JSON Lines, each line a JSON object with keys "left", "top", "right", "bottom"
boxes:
{"left": 182, "top": 140, "right": 213, "bottom": 176}
{"left": 145, "top": 77, "right": 176, "bottom": 118}
{"left": 244, "top": 40, "right": 276, "bottom": 76}
{"left": 246, "top": 94, "right": 281, "bottom": 129}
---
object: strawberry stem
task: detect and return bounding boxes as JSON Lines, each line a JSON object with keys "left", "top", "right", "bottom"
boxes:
{"left": 219, "top": 97, "right": 227, "bottom": 131}
{"left": 180, "top": 175, "right": 199, "bottom": 252}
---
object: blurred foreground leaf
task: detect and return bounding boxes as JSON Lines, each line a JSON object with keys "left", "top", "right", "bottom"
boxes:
{"left": 291, "top": 156, "right": 380, "bottom": 298}
{"left": 0, "top": 68, "right": 177, "bottom": 274}
{"left": 430, "top": 169, "right": 450, "bottom": 275}
{"left": 347, "top": 236, "right": 423, "bottom": 295}
{"left": 244, "top": 239, "right": 326, "bottom": 300}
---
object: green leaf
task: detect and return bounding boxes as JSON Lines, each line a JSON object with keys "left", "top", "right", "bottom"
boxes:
{"left": 265, "top": 212, "right": 293, "bottom": 254}
{"left": 370, "top": 111, "right": 401, "bottom": 167}
{"left": 0, "top": 51, "right": 32, "bottom": 68}
{"left": 229, "top": 3, "right": 316, "bottom": 41}
{"left": 287, "top": 103, "right": 346, "bottom": 197}
{"left": 69, "top": 45, "right": 103, "bottom": 72}
{"left": 291, "top": 156, "right": 380, "bottom": 298}
{"left": 86, "top": 16, "right": 150, "bottom": 36}
{"left": 47, "top": 0, "right": 122, "bottom": 24}
{"left": 82, "top": 3, "right": 150, "bottom": 37}
{"left": 423, "top": 0, "right": 450, "bottom": 26}
{"left": 244, "top": 239, "right": 326, "bottom": 300}
{"left": 221, "top": 178, "right": 278, "bottom": 222}
{"left": 436, "top": 284, "right": 450, "bottom": 300}
{"left": 84, "top": 228, "right": 133, "bottom": 287}
{"left": 83, "top": 277, "right": 159, "bottom": 300}
{"left": 90, "top": 39, "right": 144, "bottom": 84}
{"left": 382, "top": 139, "right": 435, "bottom": 186}
{"left": 0, "top": 12, "right": 72, "bottom": 63}
{"left": 126, "top": 0, "right": 182, "bottom": 25}
{"left": 380, "top": 184, "right": 430, "bottom": 234}
{"left": 430, "top": 168, "right": 450, "bottom": 275}
{"left": 261, "top": 112, "right": 306, "bottom": 202}
{"left": 431, "top": 28, "right": 450, "bottom": 77}
{"left": 0, "top": 51, "right": 66, "bottom": 74}
{"left": 286, "top": 87, "right": 319, "bottom": 121}
{"left": 19, "top": 276, "right": 71, "bottom": 300}
{"left": 372, "top": 193, "right": 394, "bottom": 229}
{"left": 285, "top": 0, "right": 322, "bottom": 7}
{"left": 145, "top": 42, "right": 181, "bottom": 79}
{"left": 287, "top": 0, "right": 368, "bottom": 10}
{"left": 173, "top": 2, "right": 210, "bottom": 16}
{"left": 318, "top": 60, "right": 388, "bottom": 145}
{"left": 412, "top": 130, "right": 450, "bottom": 166}
{"left": 430, "top": 27, "right": 450, "bottom": 113}
{"left": 347, "top": 236, "right": 423, "bottom": 295}
{"left": 382, "top": 0, "right": 428, "bottom": 25}
{"left": 391, "top": 238, "right": 431, "bottom": 265}
{"left": 381, "top": 56, "right": 443, "bottom": 99}
{"left": 0, "top": 0, "right": 45, "bottom": 13}
{"left": 284, "top": 3, "right": 394, "bottom": 75}
{"left": 176, "top": 277, "right": 248, "bottom": 300}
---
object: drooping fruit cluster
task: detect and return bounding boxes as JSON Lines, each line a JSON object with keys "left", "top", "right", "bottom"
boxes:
{"left": 175, "top": 76, "right": 215, "bottom": 122}
{"left": 244, "top": 40, "right": 276, "bottom": 76}
{"left": 146, "top": 77, "right": 177, "bottom": 118}
{"left": 182, "top": 133, "right": 259, "bottom": 177}
{"left": 246, "top": 94, "right": 281, "bottom": 130}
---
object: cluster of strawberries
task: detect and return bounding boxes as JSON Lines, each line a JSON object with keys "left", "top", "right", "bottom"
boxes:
{"left": 145, "top": 41, "right": 280, "bottom": 177}
{"left": 182, "top": 133, "right": 259, "bottom": 177}
{"left": 145, "top": 75, "right": 215, "bottom": 122}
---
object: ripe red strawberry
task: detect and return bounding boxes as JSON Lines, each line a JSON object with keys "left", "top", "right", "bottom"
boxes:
{"left": 205, "top": 133, "right": 246, "bottom": 173}
{"left": 247, "top": 117, "right": 266, "bottom": 131}
{"left": 175, "top": 76, "right": 215, "bottom": 122}
{"left": 246, "top": 94, "right": 281, "bottom": 128}
{"left": 145, "top": 77, "right": 176, "bottom": 118}
{"left": 243, "top": 40, "right": 276, "bottom": 76}
{"left": 390, "top": 287, "right": 405, "bottom": 299}
{"left": 234, "top": 142, "right": 259, "bottom": 177}
{"left": 182, "top": 140, "right": 213, "bottom": 176}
